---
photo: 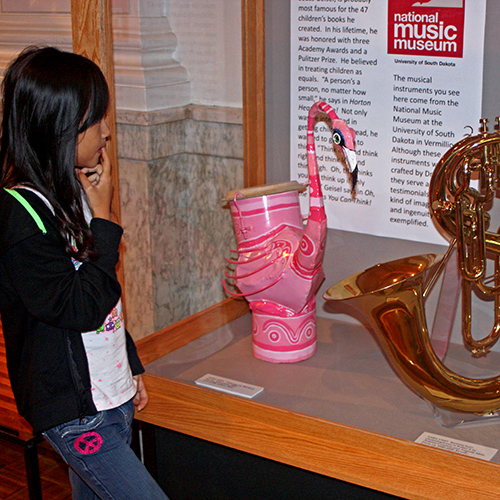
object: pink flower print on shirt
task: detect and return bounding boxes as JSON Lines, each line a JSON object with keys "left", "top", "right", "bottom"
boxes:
{"left": 96, "top": 307, "right": 123, "bottom": 334}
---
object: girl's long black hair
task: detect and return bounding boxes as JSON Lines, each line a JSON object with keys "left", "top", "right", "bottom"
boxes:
{"left": 0, "top": 46, "right": 110, "bottom": 262}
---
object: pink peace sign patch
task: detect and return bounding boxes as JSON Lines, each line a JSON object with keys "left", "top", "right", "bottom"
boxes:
{"left": 74, "top": 431, "right": 103, "bottom": 455}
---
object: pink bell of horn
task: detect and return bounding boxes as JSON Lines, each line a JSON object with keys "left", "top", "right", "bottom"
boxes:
{"left": 223, "top": 102, "right": 357, "bottom": 363}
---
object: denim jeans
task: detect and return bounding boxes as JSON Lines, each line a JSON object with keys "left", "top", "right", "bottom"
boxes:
{"left": 43, "top": 399, "right": 168, "bottom": 500}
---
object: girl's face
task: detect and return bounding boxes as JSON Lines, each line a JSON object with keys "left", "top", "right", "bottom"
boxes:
{"left": 75, "top": 118, "right": 110, "bottom": 168}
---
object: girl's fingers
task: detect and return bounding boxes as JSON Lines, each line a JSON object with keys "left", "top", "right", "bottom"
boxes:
{"left": 85, "top": 172, "right": 100, "bottom": 186}
{"left": 99, "top": 147, "right": 111, "bottom": 177}
{"left": 76, "top": 168, "right": 92, "bottom": 189}
{"left": 79, "top": 163, "right": 103, "bottom": 178}
{"left": 77, "top": 147, "right": 108, "bottom": 186}
{"left": 75, "top": 148, "right": 113, "bottom": 220}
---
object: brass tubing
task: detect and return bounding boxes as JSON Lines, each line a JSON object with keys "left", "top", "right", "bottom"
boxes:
{"left": 324, "top": 122, "right": 500, "bottom": 414}
{"left": 324, "top": 254, "right": 500, "bottom": 414}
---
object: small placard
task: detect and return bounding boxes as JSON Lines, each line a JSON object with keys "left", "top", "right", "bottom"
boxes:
{"left": 415, "top": 432, "right": 498, "bottom": 461}
{"left": 195, "top": 374, "right": 264, "bottom": 399}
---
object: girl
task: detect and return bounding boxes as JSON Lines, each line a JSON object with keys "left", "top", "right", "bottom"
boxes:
{"left": 0, "top": 46, "right": 168, "bottom": 500}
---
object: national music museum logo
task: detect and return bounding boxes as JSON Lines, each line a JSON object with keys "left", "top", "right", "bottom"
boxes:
{"left": 388, "top": 0, "right": 465, "bottom": 59}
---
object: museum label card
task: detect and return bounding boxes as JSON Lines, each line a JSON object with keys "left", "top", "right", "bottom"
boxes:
{"left": 195, "top": 373, "right": 264, "bottom": 399}
{"left": 415, "top": 432, "right": 498, "bottom": 461}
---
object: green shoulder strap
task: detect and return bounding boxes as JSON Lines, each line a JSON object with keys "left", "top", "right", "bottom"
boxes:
{"left": 4, "top": 188, "right": 47, "bottom": 234}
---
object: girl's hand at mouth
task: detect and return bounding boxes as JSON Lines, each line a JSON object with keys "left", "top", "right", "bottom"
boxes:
{"left": 77, "top": 159, "right": 103, "bottom": 186}
{"left": 76, "top": 147, "right": 113, "bottom": 220}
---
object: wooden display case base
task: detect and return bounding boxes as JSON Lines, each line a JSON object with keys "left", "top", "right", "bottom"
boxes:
{"left": 135, "top": 298, "right": 500, "bottom": 500}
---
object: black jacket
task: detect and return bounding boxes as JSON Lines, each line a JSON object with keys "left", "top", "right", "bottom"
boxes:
{"left": 0, "top": 188, "right": 144, "bottom": 434}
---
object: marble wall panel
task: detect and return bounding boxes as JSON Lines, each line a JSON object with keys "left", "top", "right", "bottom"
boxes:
{"left": 117, "top": 120, "right": 187, "bottom": 161}
{"left": 117, "top": 114, "right": 244, "bottom": 335}
{"left": 117, "top": 117, "right": 243, "bottom": 161}
{"left": 148, "top": 153, "right": 190, "bottom": 329}
{"left": 184, "top": 119, "right": 244, "bottom": 159}
{"left": 148, "top": 152, "right": 243, "bottom": 330}
{"left": 118, "top": 159, "right": 155, "bottom": 340}
{"left": 185, "top": 156, "right": 243, "bottom": 312}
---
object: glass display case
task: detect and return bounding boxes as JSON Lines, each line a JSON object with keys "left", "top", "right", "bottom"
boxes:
{"left": 135, "top": 296, "right": 500, "bottom": 499}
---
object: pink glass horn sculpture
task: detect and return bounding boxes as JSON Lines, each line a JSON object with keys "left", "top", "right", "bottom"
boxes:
{"left": 223, "top": 101, "right": 357, "bottom": 363}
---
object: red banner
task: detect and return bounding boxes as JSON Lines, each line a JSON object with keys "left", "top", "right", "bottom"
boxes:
{"left": 388, "top": 0, "right": 465, "bottom": 59}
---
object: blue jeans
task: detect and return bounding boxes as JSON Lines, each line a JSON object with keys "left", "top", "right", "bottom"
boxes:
{"left": 43, "top": 399, "right": 168, "bottom": 500}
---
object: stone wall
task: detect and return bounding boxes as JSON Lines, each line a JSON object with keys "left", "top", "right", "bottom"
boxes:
{"left": 117, "top": 106, "right": 243, "bottom": 338}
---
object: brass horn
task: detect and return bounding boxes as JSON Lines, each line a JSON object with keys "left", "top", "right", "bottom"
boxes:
{"left": 324, "top": 119, "right": 500, "bottom": 414}
{"left": 430, "top": 117, "right": 500, "bottom": 355}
